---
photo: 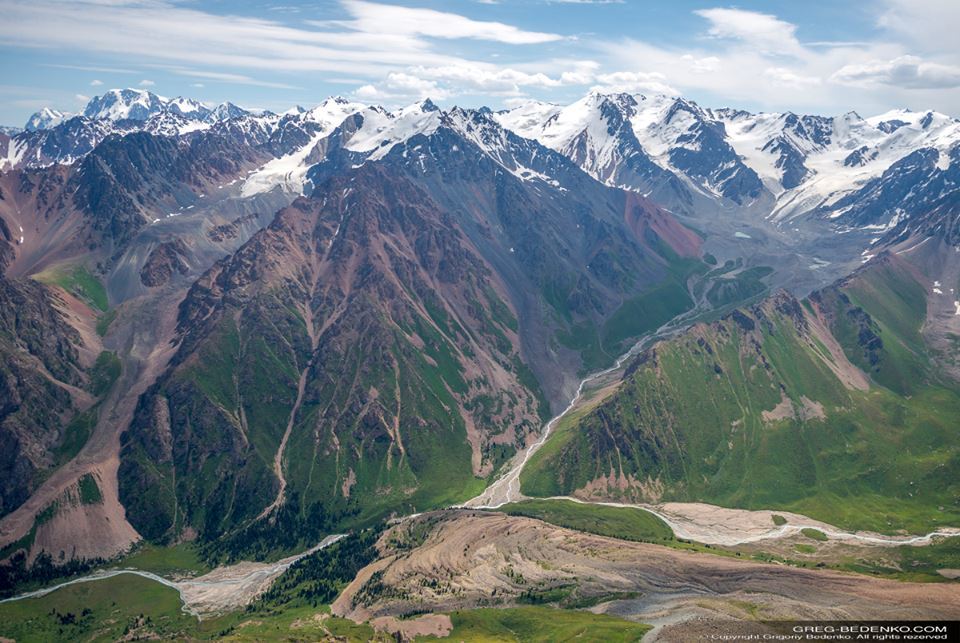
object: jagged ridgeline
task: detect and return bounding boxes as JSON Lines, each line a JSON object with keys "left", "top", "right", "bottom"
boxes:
{"left": 117, "top": 129, "right": 704, "bottom": 559}
{"left": 522, "top": 253, "right": 960, "bottom": 534}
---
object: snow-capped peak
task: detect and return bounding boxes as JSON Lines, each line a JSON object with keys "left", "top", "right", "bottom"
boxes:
{"left": 240, "top": 99, "right": 368, "bottom": 198}
{"left": 494, "top": 100, "right": 560, "bottom": 139}
{"left": 167, "top": 97, "right": 210, "bottom": 118}
{"left": 24, "top": 107, "right": 71, "bottom": 132}
{"left": 206, "top": 101, "right": 249, "bottom": 123}
{"left": 305, "top": 97, "right": 367, "bottom": 128}
{"left": 342, "top": 100, "right": 442, "bottom": 161}
{"left": 83, "top": 88, "right": 166, "bottom": 122}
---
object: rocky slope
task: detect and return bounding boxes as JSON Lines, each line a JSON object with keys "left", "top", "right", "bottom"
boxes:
{"left": 0, "top": 216, "right": 108, "bottom": 522}
{"left": 117, "top": 109, "right": 704, "bottom": 556}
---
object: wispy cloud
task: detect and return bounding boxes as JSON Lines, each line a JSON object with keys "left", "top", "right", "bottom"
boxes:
{"left": 831, "top": 55, "right": 960, "bottom": 89}
{"left": 320, "top": 1, "right": 563, "bottom": 45}
{"left": 599, "top": 6, "right": 960, "bottom": 113}
{"left": 693, "top": 8, "right": 804, "bottom": 57}
{"left": 169, "top": 68, "right": 301, "bottom": 90}
{"left": 2, "top": 0, "right": 560, "bottom": 78}
{"left": 356, "top": 72, "right": 449, "bottom": 101}
{"left": 591, "top": 70, "right": 677, "bottom": 95}
{"left": 546, "top": 0, "right": 624, "bottom": 4}
{"left": 3, "top": 0, "right": 959, "bottom": 117}
{"left": 41, "top": 63, "right": 138, "bottom": 74}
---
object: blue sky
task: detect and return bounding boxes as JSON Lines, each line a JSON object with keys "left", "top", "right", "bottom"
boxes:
{"left": 1, "top": 0, "right": 958, "bottom": 126}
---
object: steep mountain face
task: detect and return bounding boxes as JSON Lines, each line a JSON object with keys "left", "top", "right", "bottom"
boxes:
{"left": 822, "top": 145, "right": 960, "bottom": 229}
{"left": 498, "top": 93, "right": 960, "bottom": 232}
{"left": 71, "top": 131, "right": 270, "bottom": 253}
{"left": 0, "top": 127, "right": 273, "bottom": 279}
{"left": 117, "top": 110, "right": 704, "bottom": 554}
{"left": 879, "top": 191, "right": 960, "bottom": 249}
{"left": 83, "top": 89, "right": 168, "bottom": 122}
{"left": 10, "top": 87, "right": 956, "bottom": 239}
{"left": 492, "top": 94, "right": 689, "bottom": 203}
{"left": 713, "top": 109, "right": 834, "bottom": 192}
{"left": 522, "top": 251, "right": 960, "bottom": 534}
{"left": 0, "top": 277, "right": 87, "bottom": 517}
{"left": 707, "top": 107, "right": 960, "bottom": 229}
{"left": 119, "top": 168, "right": 547, "bottom": 548}
{"left": 308, "top": 103, "right": 705, "bottom": 378}
{"left": 0, "top": 116, "right": 290, "bottom": 556}
{"left": 2, "top": 117, "right": 120, "bottom": 169}
{"left": 0, "top": 223, "right": 106, "bottom": 518}
{"left": 497, "top": 92, "right": 765, "bottom": 208}
{"left": 4, "top": 90, "right": 264, "bottom": 171}
{"left": 78, "top": 89, "right": 246, "bottom": 130}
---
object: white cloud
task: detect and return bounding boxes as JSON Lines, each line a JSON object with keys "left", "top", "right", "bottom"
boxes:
{"left": 595, "top": 7, "right": 960, "bottom": 114}
{"left": 90, "top": 79, "right": 103, "bottom": 86}
{"left": 4, "top": 0, "right": 960, "bottom": 118}
{"left": 877, "top": 0, "right": 960, "bottom": 55}
{"left": 680, "top": 54, "right": 720, "bottom": 74}
{"left": 74, "top": 93, "right": 90, "bottom": 102}
{"left": 694, "top": 8, "right": 804, "bottom": 57}
{"left": 1, "top": 0, "right": 552, "bottom": 79}
{"left": 169, "top": 68, "right": 300, "bottom": 90}
{"left": 764, "top": 67, "right": 821, "bottom": 89}
{"left": 356, "top": 58, "right": 601, "bottom": 102}
{"left": 412, "top": 65, "right": 562, "bottom": 95}
{"left": 558, "top": 60, "right": 600, "bottom": 85}
{"left": 138, "top": 79, "right": 155, "bottom": 86}
{"left": 831, "top": 55, "right": 960, "bottom": 89}
{"left": 502, "top": 96, "right": 540, "bottom": 108}
{"left": 42, "top": 63, "right": 137, "bottom": 74}
{"left": 591, "top": 71, "right": 678, "bottom": 95}
{"left": 190, "top": 83, "right": 204, "bottom": 88}
{"left": 320, "top": 0, "right": 562, "bottom": 45}
{"left": 355, "top": 72, "right": 449, "bottom": 101}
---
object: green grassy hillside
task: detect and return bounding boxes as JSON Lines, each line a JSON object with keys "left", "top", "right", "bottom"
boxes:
{"left": 497, "top": 499, "right": 674, "bottom": 543}
{"left": 522, "top": 255, "right": 960, "bottom": 534}
{"left": 0, "top": 572, "right": 649, "bottom": 643}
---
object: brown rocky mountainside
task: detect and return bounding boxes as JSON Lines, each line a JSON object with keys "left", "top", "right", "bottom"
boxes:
{"left": 118, "top": 132, "right": 703, "bottom": 557}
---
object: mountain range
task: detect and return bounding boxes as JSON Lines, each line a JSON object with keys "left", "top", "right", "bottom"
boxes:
{"left": 6, "top": 88, "right": 959, "bottom": 236}
{"left": 0, "top": 87, "right": 958, "bottom": 637}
